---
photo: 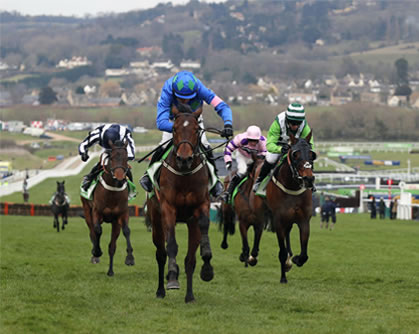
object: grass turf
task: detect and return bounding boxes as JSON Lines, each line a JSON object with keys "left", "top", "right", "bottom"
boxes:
{"left": 1, "top": 214, "right": 418, "bottom": 334}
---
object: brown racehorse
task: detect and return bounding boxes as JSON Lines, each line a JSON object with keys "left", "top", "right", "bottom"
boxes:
{"left": 81, "top": 140, "right": 135, "bottom": 276}
{"left": 253, "top": 132, "right": 316, "bottom": 283}
{"left": 220, "top": 155, "right": 268, "bottom": 267}
{"left": 146, "top": 103, "right": 214, "bottom": 303}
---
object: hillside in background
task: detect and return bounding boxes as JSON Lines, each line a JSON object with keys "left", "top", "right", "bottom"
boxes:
{"left": 1, "top": 0, "right": 419, "bottom": 84}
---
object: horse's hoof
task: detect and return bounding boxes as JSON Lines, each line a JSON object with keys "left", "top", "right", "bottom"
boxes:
{"left": 248, "top": 256, "right": 258, "bottom": 266}
{"left": 167, "top": 280, "right": 180, "bottom": 290}
{"left": 221, "top": 241, "right": 228, "bottom": 250}
{"left": 280, "top": 277, "right": 288, "bottom": 284}
{"left": 185, "top": 295, "right": 195, "bottom": 303}
{"left": 292, "top": 255, "right": 307, "bottom": 267}
{"left": 239, "top": 253, "right": 247, "bottom": 263}
{"left": 200, "top": 262, "right": 214, "bottom": 282}
{"left": 107, "top": 271, "right": 114, "bottom": 277}
{"left": 125, "top": 255, "right": 135, "bottom": 266}
{"left": 91, "top": 257, "right": 100, "bottom": 264}
{"left": 156, "top": 290, "right": 166, "bottom": 299}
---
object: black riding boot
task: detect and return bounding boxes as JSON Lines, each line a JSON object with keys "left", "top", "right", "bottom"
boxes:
{"left": 221, "top": 174, "right": 243, "bottom": 202}
{"left": 127, "top": 168, "right": 133, "bottom": 182}
{"left": 204, "top": 147, "right": 223, "bottom": 198}
{"left": 82, "top": 162, "right": 102, "bottom": 191}
{"left": 140, "top": 146, "right": 166, "bottom": 192}
{"left": 252, "top": 161, "right": 275, "bottom": 193}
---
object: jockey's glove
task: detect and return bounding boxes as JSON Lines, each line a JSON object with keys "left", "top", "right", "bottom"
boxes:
{"left": 221, "top": 124, "right": 233, "bottom": 138}
{"left": 281, "top": 144, "right": 290, "bottom": 155}
{"left": 81, "top": 153, "right": 89, "bottom": 162}
{"left": 226, "top": 161, "right": 232, "bottom": 170}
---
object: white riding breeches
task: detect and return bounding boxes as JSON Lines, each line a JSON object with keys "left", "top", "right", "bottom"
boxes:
{"left": 266, "top": 151, "right": 281, "bottom": 165}
{"left": 235, "top": 151, "right": 254, "bottom": 177}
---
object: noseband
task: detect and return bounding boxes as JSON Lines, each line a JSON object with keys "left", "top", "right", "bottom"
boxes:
{"left": 102, "top": 148, "right": 129, "bottom": 179}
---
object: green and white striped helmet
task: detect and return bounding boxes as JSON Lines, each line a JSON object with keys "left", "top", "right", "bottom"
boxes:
{"left": 286, "top": 103, "right": 305, "bottom": 122}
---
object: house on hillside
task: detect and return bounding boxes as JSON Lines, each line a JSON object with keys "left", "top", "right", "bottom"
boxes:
{"left": 410, "top": 92, "right": 419, "bottom": 109}
{"left": 360, "top": 91, "right": 382, "bottom": 105}
{"left": 330, "top": 89, "right": 352, "bottom": 105}
{"left": 288, "top": 92, "right": 317, "bottom": 105}
{"left": 387, "top": 95, "right": 408, "bottom": 107}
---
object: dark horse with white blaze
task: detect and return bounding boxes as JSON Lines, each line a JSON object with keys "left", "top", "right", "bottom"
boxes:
{"left": 81, "top": 140, "right": 135, "bottom": 276}
{"left": 51, "top": 181, "right": 69, "bottom": 232}
{"left": 146, "top": 103, "right": 214, "bottom": 303}
{"left": 220, "top": 153, "right": 268, "bottom": 267}
{"left": 253, "top": 132, "right": 316, "bottom": 283}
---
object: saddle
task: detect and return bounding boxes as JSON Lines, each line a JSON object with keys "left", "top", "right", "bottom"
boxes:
{"left": 146, "top": 146, "right": 218, "bottom": 197}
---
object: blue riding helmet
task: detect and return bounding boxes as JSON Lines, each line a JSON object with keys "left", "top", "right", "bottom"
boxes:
{"left": 102, "top": 127, "right": 120, "bottom": 148}
{"left": 172, "top": 71, "right": 198, "bottom": 99}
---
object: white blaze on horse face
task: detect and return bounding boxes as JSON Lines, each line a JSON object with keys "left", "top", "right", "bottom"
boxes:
{"left": 304, "top": 162, "right": 312, "bottom": 169}
{"left": 183, "top": 120, "right": 189, "bottom": 127}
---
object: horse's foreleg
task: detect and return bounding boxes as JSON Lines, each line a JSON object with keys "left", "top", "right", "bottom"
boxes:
{"left": 249, "top": 219, "right": 264, "bottom": 267}
{"left": 122, "top": 216, "right": 134, "bottom": 266}
{"left": 166, "top": 228, "right": 179, "bottom": 290}
{"left": 152, "top": 211, "right": 167, "bottom": 299}
{"left": 197, "top": 209, "right": 214, "bottom": 283}
{"left": 238, "top": 220, "right": 250, "bottom": 267}
{"left": 292, "top": 220, "right": 310, "bottom": 267}
{"left": 107, "top": 222, "right": 121, "bottom": 276}
{"left": 91, "top": 212, "right": 103, "bottom": 260}
{"left": 185, "top": 221, "right": 200, "bottom": 303}
{"left": 275, "top": 219, "right": 289, "bottom": 283}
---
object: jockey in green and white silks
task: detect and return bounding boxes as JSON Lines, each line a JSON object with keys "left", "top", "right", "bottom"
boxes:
{"left": 252, "top": 103, "right": 314, "bottom": 193}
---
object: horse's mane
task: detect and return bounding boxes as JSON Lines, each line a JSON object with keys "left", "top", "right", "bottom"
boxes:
{"left": 176, "top": 103, "right": 194, "bottom": 114}
{"left": 113, "top": 140, "right": 125, "bottom": 148}
{"left": 292, "top": 138, "right": 311, "bottom": 151}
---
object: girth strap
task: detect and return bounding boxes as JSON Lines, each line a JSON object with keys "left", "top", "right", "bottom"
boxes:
{"left": 272, "top": 175, "right": 307, "bottom": 196}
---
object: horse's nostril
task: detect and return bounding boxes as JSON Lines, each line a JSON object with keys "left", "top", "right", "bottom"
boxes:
{"left": 187, "top": 156, "right": 193, "bottom": 163}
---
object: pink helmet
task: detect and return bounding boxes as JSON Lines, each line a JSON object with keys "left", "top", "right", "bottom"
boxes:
{"left": 246, "top": 125, "right": 261, "bottom": 140}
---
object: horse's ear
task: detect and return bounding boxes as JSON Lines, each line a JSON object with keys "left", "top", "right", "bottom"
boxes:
{"left": 305, "top": 130, "right": 312, "bottom": 144}
{"left": 124, "top": 139, "right": 128, "bottom": 148}
{"left": 193, "top": 106, "right": 203, "bottom": 119}
{"left": 172, "top": 104, "right": 179, "bottom": 117}
{"left": 56, "top": 181, "right": 59, "bottom": 185}
{"left": 289, "top": 132, "right": 297, "bottom": 145}
{"left": 108, "top": 139, "right": 114, "bottom": 148}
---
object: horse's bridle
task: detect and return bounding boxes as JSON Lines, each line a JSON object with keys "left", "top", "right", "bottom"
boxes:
{"left": 287, "top": 143, "right": 316, "bottom": 188}
{"left": 172, "top": 113, "right": 203, "bottom": 160}
{"left": 101, "top": 148, "right": 129, "bottom": 179}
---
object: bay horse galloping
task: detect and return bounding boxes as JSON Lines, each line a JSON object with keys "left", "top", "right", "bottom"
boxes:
{"left": 146, "top": 103, "right": 214, "bottom": 303}
{"left": 254, "top": 132, "right": 316, "bottom": 283}
{"left": 81, "top": 140, "right": 134, "bottom": 276}
{"left": 221, "top": 155, "right": 268, "bottom": 267}
{"left": 51, "top": 181, "right": 69, "bottom": 232}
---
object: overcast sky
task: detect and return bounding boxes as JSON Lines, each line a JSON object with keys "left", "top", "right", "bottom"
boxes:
{"left": 1, "top": 0, "right": 225, "bottom": 17}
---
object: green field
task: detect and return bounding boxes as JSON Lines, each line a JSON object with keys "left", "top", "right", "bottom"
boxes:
{"left": 1, "top": 214, "right": 418, "bottom": 334}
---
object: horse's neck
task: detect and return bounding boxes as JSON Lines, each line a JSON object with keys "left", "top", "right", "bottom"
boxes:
{"left": 277, "top": 160, "right": 300, "bottom": 189}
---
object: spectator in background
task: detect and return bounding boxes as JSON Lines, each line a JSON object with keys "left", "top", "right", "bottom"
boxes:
{"left": 379, "top": 198, "right": 386, "bottom": 219}
{"left": 321, "top": 196, "right": 337, "bottom": 230}
{"left": 370, "top": 195, "right": 377, "bottom": 219}
{"left": 391, "top": 198, "right": 398, "bottom": 219}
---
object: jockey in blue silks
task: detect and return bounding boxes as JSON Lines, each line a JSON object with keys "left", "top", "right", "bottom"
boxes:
{"left": 79, "top": 123, "right": 135, "bottom": 191}
{"left": 139, "top": 71, "right": 233, "bottom": 197}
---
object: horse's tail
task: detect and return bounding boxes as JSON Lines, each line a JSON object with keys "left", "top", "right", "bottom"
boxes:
{"left": 219, "top": 202, "right": 236, "bottom": 235}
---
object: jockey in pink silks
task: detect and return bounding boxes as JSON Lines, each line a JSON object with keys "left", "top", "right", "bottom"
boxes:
{"left": 220, "top": 125, "right": 266, "bottom": 202}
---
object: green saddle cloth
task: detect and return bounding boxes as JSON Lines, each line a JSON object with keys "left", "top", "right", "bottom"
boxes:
{"left": 80, "top": 171, "right": 137, "bottom": 202}
{"left": 227, "top": 176, "right": 249, "bottom": 206}
{"left": 255, "top": 156, "right": 287, "bottom": 197}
